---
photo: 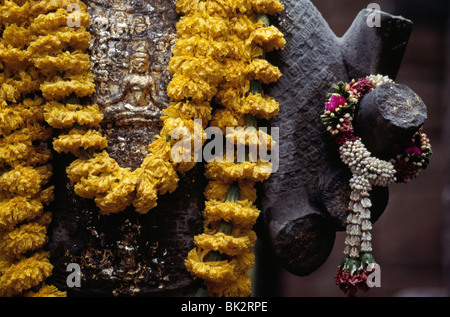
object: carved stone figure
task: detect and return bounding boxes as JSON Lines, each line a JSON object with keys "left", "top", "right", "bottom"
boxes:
{"left": 47, "top": 0, "right": 206, "bottom": 297}
{"left": 257, "top": 0, "right": 423, "bottom": 278}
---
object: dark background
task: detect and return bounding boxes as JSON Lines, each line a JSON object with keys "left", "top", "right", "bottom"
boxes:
{"left": 255, "top": 0, "right": 450, "bottom": 297}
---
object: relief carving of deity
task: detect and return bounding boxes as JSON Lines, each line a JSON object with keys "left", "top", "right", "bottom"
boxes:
{"left": 86, "top": 0, "right": 177, "bottom": 167}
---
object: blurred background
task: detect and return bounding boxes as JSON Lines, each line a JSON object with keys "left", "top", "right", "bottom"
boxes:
{"left": 256, "top": 0, "right": 449, "bottom": 297}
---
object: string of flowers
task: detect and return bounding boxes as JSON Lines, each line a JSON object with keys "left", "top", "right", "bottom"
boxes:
{"left": 45, "top": 0, "right": 285, "bottom": 219}
{"left": 43, "top": 0, "right": 218, "bottom": 215}
{"left": 0, "top": 0, "right": 68, "bottom": 297}
{"left": 321, "top": 74, "right": 432, "bottom": 296}
{"left": 184, "top": 0, "right": 285, "bottom": 297}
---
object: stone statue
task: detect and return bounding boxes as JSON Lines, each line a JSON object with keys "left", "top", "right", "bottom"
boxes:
{"left": 256, "top": 0, "right": 426, "bottom": 280}
{"left": 43, "top": 0, "right": 429, "bottom": 297}
{"left": 47, "top": 0, "right": 206, "bottom": 296}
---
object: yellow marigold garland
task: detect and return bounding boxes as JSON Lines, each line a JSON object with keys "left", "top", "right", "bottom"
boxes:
{"left": 0, "top": 0, "right": 284, "bottom": 298}
{"left": 183, "top": 0, "right": 285, "bottom": 297}
{"left": 0, "top": 0, "right": 65, "bottom": 297}
{"left": 41, "top": 1, "right": 284, "bottom": 220}
{"left": 40, "top": 0, "right": 216, "bottom": 215}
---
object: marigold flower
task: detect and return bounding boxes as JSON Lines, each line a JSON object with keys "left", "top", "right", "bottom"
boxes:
{"left": 94, "top": 170, "right": 138, "bottom": 215}
{"left": 204, "top": 180, "right": 257, "bottom": 203}
{"left": 204, "top": 180, "right": 233, "bottom": 202}
{"left": 250, "top": 25, "right": 286, "bottom": 52}
{"left": 74, "top": 170, "right": 127, "bottom": 199}
{"left": 52, "top": 128, "right": 108, "bottom": 156}
{"left": 0, "top": 138, "right": 51, "bottom": 169}
{"left": 0, "top": 251, "right": 53, "bottom": 297}
{"left": 30, "top": 8, "right": 90, "bottom": 35}
{"left": 172, "top": 35, "right": 228, "bottom": 60}
{"left": 141, "top": 157, "right": 179, "bottom": 195}
{"left": 1, "top": 24, "right": 32, "bottom": 49}
{"left": 167, "top": 73, "right": 217, "bottom": 102}
{"left": 0, "top": 0, "right": 32, "bottom": 26}
{"left": 226, "top": 126, "right": 275, "bottom": 150}
{"left": 206, "top": 160, "right": 272, "bottom": 182}
{"left": 185, "top": 248, "right": 237, "bottom": 284}
{"left": 225, "top": 35, "right": 264, "bottom": 60}
{"left": 2, "top": 67, "right": 43, "bottom": 100}
{"left": 0, "top": 165, "right": 52, "bottom": 197}
{"left": 251, "top": 0, "right": 284, "bottom": 15}
{"left": 169, "top": 55, "right": 223, "bottom": 85}
{"left": 29, "top": 0, "right": 87, "bottom": 18}
{"left": 37, "top": 186, "right": 55, "bottom": 206}
{"left": 210, "top": 109, "right": 245, "bottom": 132}
{"left": 44, "top": 101, "right": 103, "bottom": 129}
{"left": 163, "top": 100, "right": 212, "bottom": 125}
{"left": 205, "top": 274, "right": 252, "bottom": 297}
{"left": 0, "top": 99, "right": 45, "bottom": 136}
{"left": 132, "top": 168, "right": 158, "bottom": 214}
{"left": 240, "top": 93, "right": 279, "bottom": 119}
{"left": 0, "top": 223, "right": 48, "bottom": 258}
{"left": 147, "top": 137, "right": 172, "bottom": 159}
{"left": 40, "top": 72, "right": 95, "bottom": 101}
{"left": 237, "top": 179, "right": 257, "bottom": 203}
{"left": 176, "top": 12, "right": 230, "bottom": 39}
{"left": 27, "top": 28, "right": 91, "bottom": 57}
{"left": 175, "top": 0, "right": 201, "bottom": 15}
{"left": 34, "top": 51, "right": 91, "bottom": 76}
{"left": 66, "top": 151, "right": 120, "bottom": 183}
{"left": 203, "top": 200, "right": 261, "bottom": 230}
{"left": 0, "top": 46, "right": 32, "bottom": 74}
{"left": 0, "top": 82, "right": 18, "bottom": 103}
{"left": 194, "top": 231, "right": 257, "bottom": 257}
{"left": 24, "top": 284, "right": 67, "bottom": 297}
{"left": 0, "top": 197, "right": 44, "bottom": 230}
{"left": 246, "top": 58, "right": 282, "bottom": 84}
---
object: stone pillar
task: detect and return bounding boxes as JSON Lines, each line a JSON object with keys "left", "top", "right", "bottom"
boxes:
{"left": 47, "top": 0, "right": 205, "bottom": 296}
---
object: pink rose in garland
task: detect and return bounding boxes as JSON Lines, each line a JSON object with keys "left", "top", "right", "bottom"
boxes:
{"left": 325, "top": 94, "right": 347, "bottom": 112}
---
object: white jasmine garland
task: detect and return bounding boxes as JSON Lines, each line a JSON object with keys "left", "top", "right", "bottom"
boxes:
{"left": 322, "top": 74, "right": 432, "bottom": 296}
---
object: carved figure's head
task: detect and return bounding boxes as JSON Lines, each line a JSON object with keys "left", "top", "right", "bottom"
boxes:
{"left": 112, "top": 12, "right": 129, "bottom": 37}
{"left": 133, "top": 14, "right": 148, "bottom": 36}
{"left": 131, "top": 45, "right": 150, "bottom": 74}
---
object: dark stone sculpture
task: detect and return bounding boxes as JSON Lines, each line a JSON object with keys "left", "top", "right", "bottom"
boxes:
{"left": 355, "top": 83, "right": 427, "bottom": 160}
{"left": 45, "top": 0, "right": 428, "bottom": 296}
{"left": 47, "top": 0, "right": 206, "bottom": 297}
{"left": 257, "top": 0, "right": 427, "bottom": 278}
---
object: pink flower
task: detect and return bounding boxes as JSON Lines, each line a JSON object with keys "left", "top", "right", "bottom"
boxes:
{"left": 325, "top": 95, "right": 347, "bottom": 112}
{"left": 405, "top": 146, "right": 422, "bottom": 156}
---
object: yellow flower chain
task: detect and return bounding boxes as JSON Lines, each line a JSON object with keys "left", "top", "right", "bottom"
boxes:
{"left": 1, "top": 0, "right": 284, "bottom": 297}
{"left": 0, "top": 0, "right": 66, "bottom": 297}
{"left": 183, "top": 0, "right": 285, "bottom": 297}
{"left": 44, "top": 0, "right": 284, "bottom": 218}
{"left": 41, "top": 0, "right": 283, "bottom": 221}
{"left": 42, "top": 1, "right": 214, "bottom": 215}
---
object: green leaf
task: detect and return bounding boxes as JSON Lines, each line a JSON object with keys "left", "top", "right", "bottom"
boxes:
{"left": 360, "top": 253, "right": 375, "bottom": 267}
